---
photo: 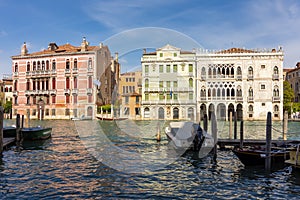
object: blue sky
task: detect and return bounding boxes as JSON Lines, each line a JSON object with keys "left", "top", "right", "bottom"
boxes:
{"left": 1, "top": 0, "right": 300, "bottom": 75}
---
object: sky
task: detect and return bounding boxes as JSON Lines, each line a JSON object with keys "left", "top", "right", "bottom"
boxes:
{"left": 1, "top": 0, "right": 300, "bottom": 76}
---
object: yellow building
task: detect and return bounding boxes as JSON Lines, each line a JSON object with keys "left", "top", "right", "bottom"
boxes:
{"left": 118, "top": 71, "right": 142, "bottom": 119}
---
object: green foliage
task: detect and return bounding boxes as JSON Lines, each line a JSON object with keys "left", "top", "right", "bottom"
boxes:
{"left": 97, "top": 104, "right": 111, "bottom": 114}
{"left": 3, "top": 101, "right": 12, "bottom": 113}
{"left": 283, "top": 81, "right": 294, "bottom": 113}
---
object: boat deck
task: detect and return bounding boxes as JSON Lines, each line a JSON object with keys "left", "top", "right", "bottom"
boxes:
{"left": 3, "top": 137, "right": 15, "bottom": 149}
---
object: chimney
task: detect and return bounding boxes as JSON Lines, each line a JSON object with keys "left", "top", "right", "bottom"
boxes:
{"left": 296, "top": 62, "right": 300, "bottom": 68}
{"left": 48, "top": 43, "right": 58, "bottom": 51}
{"left": 99, "top": 42, "right": 103, "bottom": 48}
{"left": 21, "top": 42, "right": 28, "bottom": 56}
{"left": 143, "top": 49, "right": 146, "bottom": 54}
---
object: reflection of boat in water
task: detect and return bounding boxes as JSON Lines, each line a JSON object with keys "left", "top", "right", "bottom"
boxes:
{"left": 21, "top": 139, "right": 51, "bottom": 150}
{"left": 285, "top": 144, "right": 300, "bottom": 170}
{"left": 71, "top": 115, "right": 92, "bottom": 121}
{"left": 164, "top": 121, "right": 214, "bottom": 155}
{"left": 21, "top": 126, "right": 52, "bottom": 140}
{"left": 233, "top": 146, "right": 290, "bottom": 166}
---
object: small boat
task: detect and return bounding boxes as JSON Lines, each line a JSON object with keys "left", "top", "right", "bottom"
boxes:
{"left": 164, "top": 121, "right": 214, "bottom": 152}
{"left": 285, "top": 144, "right": 300, "bottom": 169}
{"left": 3, "top": 126, "right": 17, "bottom": 138}
{"left": 233, "top": 146, "right": 290, "bottom": 166}
{"left": 21, "top": 126, "right": 52, "bottom": 140}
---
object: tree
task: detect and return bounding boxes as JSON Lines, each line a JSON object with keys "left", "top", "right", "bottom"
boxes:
{"left": 3, "top": 100, "right": 12, "bottom": 113}
{"left": 283, "top": 81, "right": 294, "bottom": 113}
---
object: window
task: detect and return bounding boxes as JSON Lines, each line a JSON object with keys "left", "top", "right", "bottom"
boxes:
{"left": 52, "top": 109, "right": 56, "bottom": 116}
{"left": 189, "top": 92, "right": 193, "bottom": 100}
{"left": 159, "top": 93, "right": 164, "bottom": 100}
{"left": 14, "top": 63, "right": 18, "bottom": 72}
{"left": 42, "top": 61, "right": 45, "bottom": 70}
{"left": 14, "top": 80, "right": 18, "bottom": 91}
{"left": 160, "top": 53, "right": 163, "bottom": 57}
{"left": 159, "top": 65, "right": 163, "bottom": 73}
{"left": 189, "top": 64, "right": 193, "bottom": 73}
{"left": 145, "top": 65, "right": 149, "bottom": 73}
{"left": 248, "top": 66, "right": 253, "bottom": 75}
{"left": 66, "top": 59, "right": 70, "bottom": 70}
{"left": 173, "top": 53, "right": 177, "bottom": 57}
{"left": 261, "top": 65, "right": 265, "bottom": 69}
{"left": 166, "top": 81, "right": 170, "bottom": 88}
{"left": 33, "top": 96, "right": 36, "bottom": 104}
{"left": 27, "top": 62, "right": 30, "bottom": 71}
{"left": 145, "top": 93, "right": 149, "bottom": 100}
{"left": 65, "top": 108, "right": 70, "bottom": 116}
{"left": 159, "top": 81, "right": 163, "bottom": 88}
{"left": 33, "top": 61, "right": 36, "bottom": 71}
{"left": 88, "top": 94, "right": 92, "bottom": 103}
{"left": 262, "top": 103, "right": 265, "bottom": 106}
{"left": 189, "top": 78, "right": 193, "bottom": 87}
{"left": 46, "top": 60, "right": 49, "bottom": 70}
{"left": 37, "top": 61, "right": 41, "bottom": 70}
{"left": 145, "top": 79, "right": 149, "bottom": 88}
{"left": 52, "top": 60, "right": 56, "bottom": 70}
{"left": 274, "top": 66, "right": 279, "bottom": 74}
{"left": 173, "top": 81, "right": 178, "bottom": 88}
{"left": 173, "top": 93, "right": 178, "bottom": 100}
{"left": 45, "top": 109, "right": 49, "bottom": 116}
{"left": 66, "top": 77, "right": 70, "bottom": 89}
{"left": 125, "top": 96, "right": 129, "bottom": 104}
{"left": 261, "top": 84, "right": 266, "bottom": 90}
{"left": 52, "top": 78, "right": 56, "bottom": 89}
{"left": 26, "top": 80, "right": 30, "bottom": 90}
{"left": 237, "top": 66, "right": 242, "bottom": 75}
{"left": 173, "top": 64, "right": 178, "bottom": 73}
{"left": 88, "top": 58, "right": 92, "bottom": 68}
{"left": 248, "top": 88, "right": 253, "bottom": 97}
{"left": 73, "top": 95, "right": 77, "bottom": 104}
{"left": 166, "top": 65, "right": 171, "bottom": 73}
{"left": 88, "top": 76, "right": 92, "bottom": 88}
{"left": 74, "top": 59, "right": 78, "bottom": 69}
{"left": 14, "top": 96, "right": 18, "bottom": 105}
{"left": 66, "top": 95, "right": 70, "bottom": 104}
{"left": 74, "top": 77, "right": 77, "bottom": 89}
{"left": 52, "top": 96, "right": 56, "bottom": 104}
{"left": 26, "top": 96, "right": 30, "bottom": 105}
{"left": 248, "top": 105, "right": 253, "bottom": 112}
{"left": 135, "top": 96, "right": 139, "bottom": 104}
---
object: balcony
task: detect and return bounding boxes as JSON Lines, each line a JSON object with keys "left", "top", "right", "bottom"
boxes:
{"left": 13, "top": 72, "right": 18, "bottom": 77}
{"left": 199, "top": 97, "right": 207, "bottom": 102}
{"left": 50, "top": 89, "right": 57, "bottom": 95}
{"left": 72, "top": 88, "right": 78, "bottom": 95}
{"left": 272, "top": 96, "right": 280, "bottom": 102}
{"left": 200, "top": 76, "right": 206, "bottom": 81}
{"left": 87, "top": 88, "right": 92, "bottom": 95}
{"left": 87, "top": 68, "right": 93, "bottom": 74}
{"left": 247, "top": 75, "right": 253, "bottom": 80}
{"left": 13, "top": 91, "right": 18, "bottom": 96}
{"left": 236, "top": 96, "right": 243, "bottom": 102}
{"left": 38, "top": 90, "right": 49, "bottom": 95}
{"left": 272, "top": 74, "right": 279, "bottom": 80}
{"left": 247, "top": 96, "right": 254, "bottom": 102}
{"left": 64, "top": 89, "right": 70, "bottom": 95}
{"left": 236, "top": 75, "right": 242, "bottom": 81}
{"left": 65, "top": 69, "right": 71, "bottom": 74}
{"left": 72, "top": 68, "right": 78, "bottom": 74}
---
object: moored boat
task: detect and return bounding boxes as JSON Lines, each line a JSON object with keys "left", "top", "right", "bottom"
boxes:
{"left": 21, "top": 126, "right": 52, "bottom": 140}
{"left": 3, "top": 126, "right": 17, "bottom": 138}
{"left": 233, "top": 146, "right": 290, "bottom": 166}
{"left": 164, "top": 121, "right": 214, "bottom": 155}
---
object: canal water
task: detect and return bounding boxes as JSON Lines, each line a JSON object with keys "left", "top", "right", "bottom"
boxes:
{"left": 1, "top": 119, "right": 300, "bottom": 199}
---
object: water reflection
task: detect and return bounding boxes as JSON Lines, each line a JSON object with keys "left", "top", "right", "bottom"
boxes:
{"left": 0, "top": 119, "right": 299, "bottom": 199}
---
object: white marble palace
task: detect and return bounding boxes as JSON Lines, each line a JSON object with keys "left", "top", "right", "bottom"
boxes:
{"left": 141, "top": 44, "right": 284, "bottom": 121}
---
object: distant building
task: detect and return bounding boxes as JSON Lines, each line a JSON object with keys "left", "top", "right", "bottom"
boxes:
{"left": 286, "top": 62, "right": 300, "bottom": 102}
{"left": 141, "top": 45, "right": 284, "bottom": 121}
{"left": 0, "top": 74, "right": 13, "bottom": 104}
{"left": 118, "top": 71, "right": 142, "bottom": 119}
{"left": 11, "top": 38, "right": 119, "bottom": 119}
{"left": 141, "top": 44, "right": 197, "bottom": 120}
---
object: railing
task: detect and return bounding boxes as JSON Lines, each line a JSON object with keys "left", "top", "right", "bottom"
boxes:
{"left": 65, "top": 69, "right": 71, "bottom": 74}
{"left": 248, "top": 96, "right": 254, "bottom": 102}
{"left": 72, "top": 89, "right": 78, "bottom": 95}
{"left": 50, "top": 89, "right": 57, "bottom": 95}
{"left": 64, "top": 89, "right": 70, "bottom": 95}
{"left": 236, "top": 75, "right": 242, "bottom": 80}
{"left": 247, "top": 75, "right": 253, "bottom": 80}
{"left": 87, "top": 88, "right": 92, "bottom": 94}
{"left": 272, "top": 96, "right": 280, "bottom": 102}
{"left": 12, "top": 91, "right": 18, "bottom": 96}
{"left": 236, "top": 96, "right": 243, "bottom": 102}
{"left": 272, "top": 74, "right": 279, "bottom": 80}
{"left": 72, "top": 68, "right": 78, "bottom": 73}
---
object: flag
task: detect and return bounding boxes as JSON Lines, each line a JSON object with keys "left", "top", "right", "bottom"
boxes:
{"left": 170, "top": 90, "right": 173, "bottom": 98}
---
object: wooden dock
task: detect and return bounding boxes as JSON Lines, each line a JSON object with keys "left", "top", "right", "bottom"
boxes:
{"left": 217, "top": 139, "right": 300, "bottom": 149}
{"left": 3, "top": 137, "right": 15, "bottom": 149}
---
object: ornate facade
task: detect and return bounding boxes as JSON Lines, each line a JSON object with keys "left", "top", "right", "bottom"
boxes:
{"left": 141, "top": 45, "right": 284, "bottom": 121}
{"left": 11, "top": 38, "right": 119, "bottom": 119}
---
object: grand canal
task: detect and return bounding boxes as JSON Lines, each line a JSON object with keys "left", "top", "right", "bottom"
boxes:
{"left": 1, "top": 119, "right": 300, "bottom": 199}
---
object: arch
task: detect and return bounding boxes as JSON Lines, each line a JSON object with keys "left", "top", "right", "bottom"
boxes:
{"left": 201, "top": 67, "right": 206, "bottom": 76}
{"left": 228, "top": 103, "right": 234, "bottom": 119}
{"left": 52, "top": 60, "right": 56, "bottom": 70}
{"left": 208, "top": 67, "right": 212, "bottom": 78}
{"left": 230, "top": 67, "right": 234, "bottom": 76}
{"left": 188, "top": 107, "right": 194, "bottom": 121}
{"left": 200, "top": 104, "right": 207, "bottom": 120}
{"left": 217, "top": 103, "right": 226, "bottom": 121}
{"left": 46, "top": 60, "right": 50, "bottom": 70}
{"left": 74, "top": 59, "right": 78, "bottom": 69}
{"left": 14, "top": 63, "right": 18, "bottom": 72}
{"left": 144, "top": 107, "right": 150, "bottom": 118}
{"left": 248, "top": 105, "right": 253, "bottom": 112}
{"left": 33, "top": 61, "right": 36, "bottom": 71}
{"left": 26, "top": 62, "right": 30, "bottom": 72}
{"left": 236, "top": 104, "right": 243, "bottom": 120}
{"left": 87, "top": 106, "right": 93, "bottom": 117}
{"left": 88, "top": 58, "right": 92, "bottom": 68}
{"left": 66, "top": 59, "right": 70, "bottom": 69}
{"left": 273, "top": 66, "right": 279, "bottom": 74}
{"left": 237, "top": 66, "right": 242, "bottom": 75}
{"left": 208, "top": 103, "right": 215, "bottom": 120}
{"left": 42, "top": 61, "right": 45, "bottom": 70}
{"left": 274, "top": 105, "right": 279, "bottom": 112}
{"left": 173, "top": 107, "right": 179, "bottom": 119}
{"left": 248, "top": 66, "right": 253, "bottom": 75}
{"left": 37, "top": 61, "right": 41, "bottom": 70}
{"left": 158, "top": 107, "right": 164, "bottom": 119}
{"left": 248, "top": 87, "right": 253, "bottom": 97}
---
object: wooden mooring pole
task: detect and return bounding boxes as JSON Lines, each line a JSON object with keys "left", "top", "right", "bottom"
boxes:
{"left": 16, "top": 114, "right": 21, "bottom": 146}
{"left": 234, "top": 111, "right": 237, "bottom": 139}
{"left": 283, "top": 111, "right": 288, "bottom": 140}
{"left": 229, "top": 111, "right": 233, "bottom": 140}
{"left": 265, "top": 112, "right": 272, "bottom": 171}
{"left": 211, "top": 112, "right": 217, "bottom": 162}
{"left": 0, "top": 107, "right": 4, "bottom": 155}
{"left": 239, "top": 120, "right": 244, "bottom": 149}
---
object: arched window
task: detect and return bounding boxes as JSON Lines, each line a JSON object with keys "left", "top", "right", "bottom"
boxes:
{"left": 248, "top": 87, "right": 253, "bottom": 97}
{"left": 74, "top": 77, "right": 77, "bottom": 89}
{"left": 52, "top": 78, "right": 56, "bottom": 89}
{"left": 37, "top": 61, "right": 41, "bottom": 70}
{"left": 273, "top": 87, "right": 279, "bottom": 97}
{"left": 42, "top": 61, "right": 45, "bottom": 70}
{"left": 26, "top": 62, "right": 30, "bottom": 72}
{"left": 248, "top": 66, "right": 253, "bottom": 75}
{"left": 248, "top": 105, "right": 253, "bottom": 112}
{"left": 237, "top": 66, "right": 242, "bottom": 75}
{"left": 88, "top": 76, "right": 92, "bottom": 88}
{"left": 88, "top": 58, "right": 92, "bottom": 68}
{"left": 46, "top": 60, "right": 50, "bottom": 70}
{"left": 66, "top": 77, "right": 70, "bottom": 89}
{"left": 189, "top": 78, "right": 193, "bottom": 87}
{"left": 66, "top": 59, "right": 70, "bottom": 69}
{"left": 14, "top": 63, "right": 18, "bottom": 72}
{"left": 274, "top": 66, "right": 279, "bottom": 74}
{"left": 144, "top": 107, "right": 150, "bottom": 118}
{"left": 74, "top": 59, "right": 78, "bottom": 69}
{"left": 274, "top": 105, "right": 279, "bottom": 112}
{"left": 52, "top": 60, "right": 56, "bottom": 70}
{"left": 33, "top": 61, "right": 36, "bottom": 71}
{"left": 14, "top": 80, "right": 18, "bottom": 91}
{"left": 208, "top": 67, "right": 212, "bottom": 78}
{"left": 231, "top": 88, "right": 235, "bottom": 97}
{"left": 145, "top": 79, "right": 149, "bottom": 88}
